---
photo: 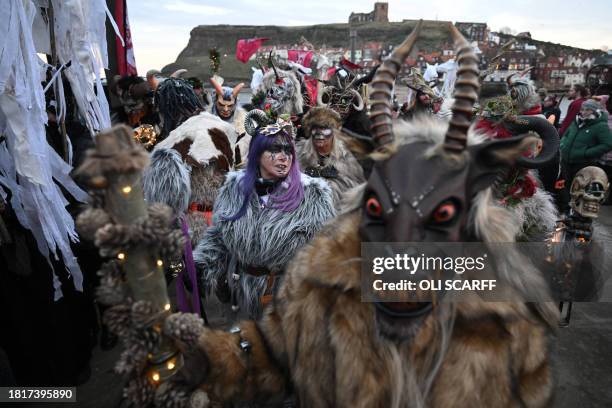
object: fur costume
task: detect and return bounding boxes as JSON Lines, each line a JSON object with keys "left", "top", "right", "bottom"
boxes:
{"left": 297, "top": 108, "right": 365, "bottom": 209}
{"left": 172, "top": 114, "right": 558, "bottom": 407}
{"left": 473, "top": 94, "right": 558, "bottom": 241}
{"left": 115, "top": 25, "right": 561, "bottom": 407}
{"left": 143, "top": 112, "right": 240, "bottom": 243}
{"left": 253, "top": 68, "right": 303, "bottom": 117}
{"left": 507, "top": 71, "right": 542, "bottom": 115}
{"left": 194, "top": 170, "right": 335, "bottom": 317}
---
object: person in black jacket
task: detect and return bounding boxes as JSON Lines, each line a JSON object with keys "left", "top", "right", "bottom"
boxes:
{"left": 543, "top": 95, "right": 561, "bottom": 128}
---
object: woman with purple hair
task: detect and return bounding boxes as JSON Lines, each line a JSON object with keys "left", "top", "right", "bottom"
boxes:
{"left": 194, "top": 120, "right": 335, "bottom": 319}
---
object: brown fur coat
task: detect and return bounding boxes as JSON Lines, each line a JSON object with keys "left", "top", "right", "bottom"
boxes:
{"left": 188, "top": 210, "right": 555, "bottom": 408}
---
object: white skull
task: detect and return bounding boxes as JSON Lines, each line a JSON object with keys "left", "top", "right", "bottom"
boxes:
{"left": 570, "top": 166, "right": 609, "bottom": 218}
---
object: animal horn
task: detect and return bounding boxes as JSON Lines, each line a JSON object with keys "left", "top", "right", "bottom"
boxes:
{"left": 349, "top": 88, "right": 364, "bottom": 111}
{"left": 244, "top": 109, "right": 271, "bottom": 136}
{"left": 519, "top": 66, "right": 534, "bottom": 77}
{"left": 170, "top": 69, "right": 187, "bottom": 78}
{"left": 506, "top": 72, "right": 518, "bottom": 86}
{"left": 317, "top": 86, "right": 334, "bottom": 107}
{"left": 268, "top": 51, "right": 280, "bottom": 82}
{"left": 209, "top": 77, "right": 224, "bottom": 97}
{"left": 443, "top": 23, "right": 480, "bottom": 152}
{"left": 369, "top": 19, "right": 423, "bottom": 146}
{"left": 505, "top": 115, "right": 560, "bottom": 169}
{"left": 232, "top": 82, "right": 245, "bottom": 100}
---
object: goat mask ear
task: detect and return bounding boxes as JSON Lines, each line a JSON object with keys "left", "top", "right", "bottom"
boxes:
{"left": 467, "top": 135, "right": 538, "bottom": 194}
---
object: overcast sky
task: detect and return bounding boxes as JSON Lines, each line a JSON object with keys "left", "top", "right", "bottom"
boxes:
{"left": 128, "top": 0, "right": 612, "bottom": 73}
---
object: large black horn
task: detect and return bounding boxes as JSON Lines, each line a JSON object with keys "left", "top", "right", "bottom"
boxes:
{"left": 268, "top": 51, "right": 280, "bottom": 82}
{"left": 369, "top": 20, "right": 423, "bottom": 146}
{"left": 504, "top": 115, "right": 560, "bottom": 169}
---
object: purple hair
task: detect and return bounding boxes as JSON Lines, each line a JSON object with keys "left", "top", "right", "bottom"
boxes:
{"left": 225, "top": 130, "right": 304, "bottom": 220}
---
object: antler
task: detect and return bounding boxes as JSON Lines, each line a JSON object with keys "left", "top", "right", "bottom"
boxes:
{"left": 443, "top": 23, "right": 480, "bottom": 153}
{"left": 369, "top": 20, "right": 423, "bottom": 146}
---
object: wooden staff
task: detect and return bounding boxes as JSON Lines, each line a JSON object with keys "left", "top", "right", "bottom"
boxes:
{"left": 77, "top": 125, "right": 170, "bottom": 310}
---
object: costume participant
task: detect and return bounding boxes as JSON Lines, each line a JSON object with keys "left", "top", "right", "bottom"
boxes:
{"left": 317, "top": 58, "right": 376, "bottom": 135}
{"left": 475, "top": 86, "right": 559, "bottom": 242}
{"left": 251, "top": 59, "right": 304, "bottom": 120}
{"left": 400, "top": 67, "right": 440, "bottom": 120}
{"left": 296, "top": 107, "right": 364, "bottom": 209}
{"left": 155, "top": 77, "right": 204, "bottom": 141}
{"left": 209, "top": 77, "right": 249, "bottom": 164}
{"left": 113, "top": 75, "right": 158, "bottom": 128}
{"left": 194, "top": 119, "right": 335, "bottom": 318}
{"left": 546, "top": 166, "right": 609, "bottom": 326}
{"left": 145, "top": 24, "right": 560, "bottom": 407}
{"left": 144, "top": 79, "right": 238, "bottom": 244}
{"left": 506, "top": 69, "right": 543, "bottom": 116}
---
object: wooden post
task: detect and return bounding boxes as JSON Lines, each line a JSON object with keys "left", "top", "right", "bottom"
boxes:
{"left": 76, "top": 125, "right": 184, "bottom": 389}
{"left": 77, "top": 125, "right": 170, "bottom": 311}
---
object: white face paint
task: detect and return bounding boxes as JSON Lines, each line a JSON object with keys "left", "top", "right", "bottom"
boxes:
{"left": 259, "top": 142, "right": 293, "bottom": 180}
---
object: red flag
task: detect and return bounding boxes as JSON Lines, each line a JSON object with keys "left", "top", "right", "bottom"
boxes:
{"left": 340, "top": 57, "right": 362, "bottom": 70}
{"left": 236, "top": 38, "right": 269, "bottom": 63}
{"left": 287, "top": 50, "right": 314, "bottom": 68}
{"left": 114, "top": 0, "right": 137, "bottom": 76}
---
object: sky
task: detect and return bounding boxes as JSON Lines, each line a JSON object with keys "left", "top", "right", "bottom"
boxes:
{"left": 128, "top": 0, "right": 612, "bottom": 73}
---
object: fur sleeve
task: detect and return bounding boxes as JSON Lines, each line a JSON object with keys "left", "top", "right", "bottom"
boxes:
{"left": 194, "top": 225, "right": 229, "bottom": 295}
{"left": 296, "top": 176, "right": 336, "bottom": 238}
{"left": 191, "top": 315, "right": 289, "bottom": 404}
{"left": 143, "top": 147, "right": 191, "bottom": 215}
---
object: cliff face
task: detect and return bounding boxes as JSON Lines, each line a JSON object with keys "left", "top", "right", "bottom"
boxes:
{"left": 163, "top": 20, "right": 451, "bottom": 82}
{"left": 164, "top": 20, "right": 599, "bottom": 84}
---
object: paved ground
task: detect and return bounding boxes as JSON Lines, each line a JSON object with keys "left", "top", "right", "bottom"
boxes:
{"left": 69, "top": 208, "right": 612, "bottom": 407}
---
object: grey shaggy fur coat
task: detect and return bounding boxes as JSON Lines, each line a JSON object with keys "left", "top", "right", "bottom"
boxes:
{"left": 194, "top": 170, "right": 335, "bottom": 318}
{"left": 296, "top": 135, "right": 365, "bottom": 210}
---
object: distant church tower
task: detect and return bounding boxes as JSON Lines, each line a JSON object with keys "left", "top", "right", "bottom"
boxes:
{"left": 373, "top": 2, "right": 388, "bottom": 23}
{"left": 349, "top": 2, "right": 389, "bottom": 24}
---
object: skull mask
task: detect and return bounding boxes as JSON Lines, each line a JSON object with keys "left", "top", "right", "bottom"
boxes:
{"left": 318, "top": 87, "right": 364, "bottom": 119}
{"left": 265, "top": 77, "right": 295, "bottom": 115}
{"left": 570, "top": 166, "right": 610, "bottom": 218}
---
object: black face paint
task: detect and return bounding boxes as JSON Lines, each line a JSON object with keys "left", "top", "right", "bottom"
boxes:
{"left": 267, "top": 143, "right": 293, "bottom": 156}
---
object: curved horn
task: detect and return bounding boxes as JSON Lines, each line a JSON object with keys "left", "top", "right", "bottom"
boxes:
{"left": 369, "top": 20, "right": 423, "bottom": 146}
{"left": 504, "top": 115, "right": 559, "bottom": 169}
{"left": 506, "top": 72, "right": 518, "bottom": 86}
{"left": 170, "top": 69, "right": 187, "bottom": 78}
{"left": 519, "top": 66, "right": 534, "bottom": 78}
{"left": 244, "top": 109, "right": 272, "bottom": 136}
{"left": 209, "top": 77, "right": 224, "bottom": 97}
{"left": 349, "top": 88, "right": 364, "bottom": 111}
{"left": 317, "top": 86, "right": 334, "bottom": 107}
{"left": 443, "top": 23, "right": 480, "bottom": 152}
{"left": 232, "top": 82, "right": 245, "bottom": 100}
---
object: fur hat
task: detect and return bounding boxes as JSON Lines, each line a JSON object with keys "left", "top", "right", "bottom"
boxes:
{"left": 302, "top": 107, "right": 342, "bottom": 137}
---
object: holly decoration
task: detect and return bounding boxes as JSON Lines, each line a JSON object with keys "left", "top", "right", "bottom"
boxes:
{"left": 499, "top": 169, "right": 537, "bottom": 207}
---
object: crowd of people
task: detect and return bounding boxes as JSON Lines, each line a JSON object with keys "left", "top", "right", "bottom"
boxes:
{"left": 2, "top": 18, "right": 612, "bottom": 407}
